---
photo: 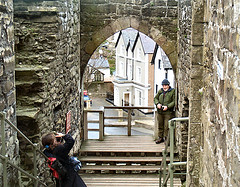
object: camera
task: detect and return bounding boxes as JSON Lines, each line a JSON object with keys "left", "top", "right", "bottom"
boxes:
{"left": 56, "top": 137, "right": 63, "bottom": 143}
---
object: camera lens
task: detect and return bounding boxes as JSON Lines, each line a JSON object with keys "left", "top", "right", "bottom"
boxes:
{"left": 56, "top": 137, "right": 62, "bottom": 142}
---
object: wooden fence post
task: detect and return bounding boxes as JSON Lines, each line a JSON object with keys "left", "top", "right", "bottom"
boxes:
{"left": 99, "top": 109, "right": 104, "bottom": 141}
{"left": 154, "top": 111, "right": 158, "bottom": 140}
{"left": 83, "top": 110, "right": 88, "bottom": 140}
{"left": 128, "top": 109, "right": 132, "bottom": 136}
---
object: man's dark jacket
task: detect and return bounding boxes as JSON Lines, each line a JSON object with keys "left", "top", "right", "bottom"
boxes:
{"left": 154, "top": 87, "right": 175, "bottom": 114}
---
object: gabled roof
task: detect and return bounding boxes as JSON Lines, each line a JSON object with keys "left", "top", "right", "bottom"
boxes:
{"left": 115, "top": 28, "right": 156, "bottom": 54}
{"left": 139, "top": 32, "right": 155, "bottom": 53}
{"left": 151, "top": 45, "right": 172, "bottom": 69}
{"left": 115, "top": 28, "right": 138, "bottom": 50}
{"left": 88, "top": 58, "right": 109, "bottom": 68}
{"left": 162, "top": 55, "right": 172, "bottom": 69}
{"left": 132, "top": 32, "right": 155, "bottom": 54}
{"left": 151, "top": 43, "right": 159, "bottom": 64}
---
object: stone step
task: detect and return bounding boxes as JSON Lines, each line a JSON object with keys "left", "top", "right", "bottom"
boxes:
{"left": 15, "top": 65, "right": 49, "bottom": 82}
{"left": 15, "top": 65, "right": 48, "bottom": 106}
{"left": 135, "top": 120, "right": 154, "bottom": 130}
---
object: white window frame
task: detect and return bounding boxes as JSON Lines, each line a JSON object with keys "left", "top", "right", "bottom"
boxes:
{"left": 135, "top": 89, "right": 143, "bottom": 106}
{"left": 136, "top": 66, "right": 142, "bottom": 82}
{"left": 119, "top": 61, "right": 124, "bottom": 77}
{"left": 128, "top": 62, "right": 132, "bottom": 80}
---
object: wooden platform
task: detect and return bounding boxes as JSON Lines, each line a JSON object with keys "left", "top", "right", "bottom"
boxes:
{"left": 80, "top": 135, "right": 165, "bottom": 154}
{"left": 79, "top": 135, "right": 182, "bottom": 186}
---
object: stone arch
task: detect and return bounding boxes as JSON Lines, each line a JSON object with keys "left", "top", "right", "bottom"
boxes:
{"left": 80, "top": 17, "right": 177, "bottom": 77}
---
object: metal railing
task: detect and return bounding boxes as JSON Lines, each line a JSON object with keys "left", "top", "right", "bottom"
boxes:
{"left": 83, "top": 106, "right": 154, "bottom": 140}
{"left": 0, "top": 112, "right": 48, "bottom": 187}
{"left": 159, "top": 117, "right": 189, "bottom": 187}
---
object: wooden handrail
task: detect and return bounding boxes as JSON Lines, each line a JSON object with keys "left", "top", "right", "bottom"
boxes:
{"left": 104, "top": 106, "right": 154, "bottom": 110}
{"left": 83, "top": 106, "right": 155, "bottom": 140}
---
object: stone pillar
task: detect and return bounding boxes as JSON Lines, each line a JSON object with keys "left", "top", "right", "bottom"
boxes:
{"left": 186, "top": 0, "right": 204, "bottom": 186}
{"left": 176, "top": 0, "right": 192, "bottom": 179}
{"left": 13, "top": 0, "right": 81, "bottom": 185}
{"left": 0, "top": 0, "right": 19, "bottom": 186}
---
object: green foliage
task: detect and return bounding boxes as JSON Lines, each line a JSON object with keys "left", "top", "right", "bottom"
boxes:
{"left": 110, "top": 67, "right": 115, "bottom": 75}
{"left": 108, "top": 59, "right": 115, "bottom": 65}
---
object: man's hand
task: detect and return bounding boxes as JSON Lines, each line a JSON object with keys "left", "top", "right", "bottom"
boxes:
{"left": 157, "top": 103, "right": 162, "bottom": 109}
{"left": 162, "top": 106, "right": 168, "bottom": 111}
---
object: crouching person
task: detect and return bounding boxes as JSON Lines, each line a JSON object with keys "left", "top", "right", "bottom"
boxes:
{"left": 42, "top": 133, "right": 87, "bottom": 187}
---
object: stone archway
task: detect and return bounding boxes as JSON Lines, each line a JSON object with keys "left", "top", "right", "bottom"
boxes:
{"left": 81, "top": 17, "right": 177, "bottom": 71}
{"left": 81, "top": 17, "right": 178, "bottom": 77}
{"left": 80, "top": 0, "right": 179, "bottom": 77}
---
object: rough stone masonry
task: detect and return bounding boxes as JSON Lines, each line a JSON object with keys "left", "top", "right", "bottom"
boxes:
{"left": 14, "top": 0, "right": 81, "bottom": 185}
{"left": 1, "top": 0, "right": 81, "bottom": 186}
{"left": 0, "top": 0, "right": 240, "bottom": 186}
{"left": 0, "top": 0, "right": 19, "bottom": 186}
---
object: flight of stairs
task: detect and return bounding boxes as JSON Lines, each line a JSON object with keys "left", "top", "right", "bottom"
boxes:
{"left": 78, "top": 136, "right": 182, "bottom": 187}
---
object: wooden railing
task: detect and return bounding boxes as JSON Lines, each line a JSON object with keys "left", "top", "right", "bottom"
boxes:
{"left": 83, "top": 106, "right": 154, "bottom": 140}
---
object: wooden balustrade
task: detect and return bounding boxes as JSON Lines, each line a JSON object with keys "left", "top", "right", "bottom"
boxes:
{"left": 83, "top": 106, "right": 154, "bottom": 140}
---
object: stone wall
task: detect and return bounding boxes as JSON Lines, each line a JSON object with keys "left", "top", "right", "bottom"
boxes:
{"left": 80, "top": 0, "right": 178, "bottom": 78}
{"left": 178, "top": 0, "right": 240, "bottom": 186}
{"left": 1, "top": 0, "right": 239, "bottom": 186}
{"left": 175, "top": 0, "right": 192, "bottom": 180}
{"left": 13, "top": 0, "right": 81, "bottom": 185}
{"left": 0, "top": 0, "right": 19, "bottom": 186}
{"left": 199, "top": 0, "right": 240, "bottom": 186}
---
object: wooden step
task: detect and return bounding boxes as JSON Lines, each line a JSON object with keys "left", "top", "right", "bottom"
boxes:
{"left": 79, "top": 156, "right": 178, "bottom": 165}
{"left": 79, "top": 135, "right": 182, "bottom": 186}
{"left": 80, "top": 164, "right": 181, "bottom": 173}
{"left": 80, "top": 165, "right": 161, "bottom": 174}
{"left": 80, "top": 174, "right": 182, "bottom": 187}
{"left": 81, "top": 165, "right": 160, "bottom": 170}
{"left": 79, "top": 156, "right": 165, "bottom": 163}
{"left": 80, "top": 136, "right": 170, "bottom": 156}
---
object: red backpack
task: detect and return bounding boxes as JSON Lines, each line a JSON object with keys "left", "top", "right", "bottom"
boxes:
{"left": 47, "top": 157, "right": 59, "bottom": 179}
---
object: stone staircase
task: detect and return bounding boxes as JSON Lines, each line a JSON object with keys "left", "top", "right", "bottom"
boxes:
{"left": 15, "top": 66, "right": 49, "bottom": 185}
{"left": 78, "top": 135, "right": 182, "bottom": 187}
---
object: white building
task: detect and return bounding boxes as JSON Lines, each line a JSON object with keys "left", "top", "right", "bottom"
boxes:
{"left": 88, "top": 57, "right": 111, "bottom": 81}
{"left": 151, "top": 44, "right": 175, "bottom": 96}
{"left": 113, "top": 28, "right": 174, "bottom": 111}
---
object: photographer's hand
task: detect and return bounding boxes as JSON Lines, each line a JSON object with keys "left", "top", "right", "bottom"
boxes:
{"left": 55, "top": 133, "right": 65, "bottom": 138}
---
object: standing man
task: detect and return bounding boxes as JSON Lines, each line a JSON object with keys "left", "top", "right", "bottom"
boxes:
{"left": 154, "top": 79, "right": 175, "bottom": 144}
